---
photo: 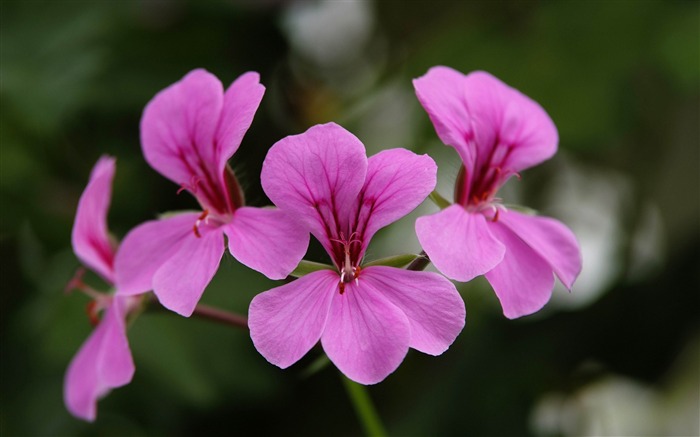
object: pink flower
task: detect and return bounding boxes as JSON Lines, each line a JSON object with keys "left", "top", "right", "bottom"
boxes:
{"left": 249, "top": 123, "right": 465, "bottom": 384}
{"left": 413, "top": 66, "right": 582, "bottom": 319}
{"left": 115, "top": 69, "right": 308, "bottom": 316}
{"left": 66, "top": 156, "right": 140, "bottom": 422}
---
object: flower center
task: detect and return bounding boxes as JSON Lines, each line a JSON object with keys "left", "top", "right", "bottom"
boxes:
{"left": 330, "top": 232, "right": 362, "bottom": 294}
{"left": 454, "top": 163, "right": 518, "bottom": 222}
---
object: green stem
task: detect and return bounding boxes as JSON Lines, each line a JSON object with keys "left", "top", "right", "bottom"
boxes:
{"left": 341, "top": 374, "right": 388, "bottom": 437}
{"left": 148, "top": 296, "right": 248, "bottom": 330}
{"left": 428, "top": 190, "right": 451, "bottom": 210}
{"left": 191, "top": 303, "right": 248, "bottom": 330}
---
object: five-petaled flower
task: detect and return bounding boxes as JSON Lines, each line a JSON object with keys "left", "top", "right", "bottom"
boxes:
{"left": 65, "top": 156, "right": 142, "bottom": 422}
{"left": 413, "top": 66, "right": 582, "bottom": 319}
{"left": 248, "top": 123, "right": 466, "bottom": 384}
{"left": 114, "top": 69, "right": 308, "bottom": 316}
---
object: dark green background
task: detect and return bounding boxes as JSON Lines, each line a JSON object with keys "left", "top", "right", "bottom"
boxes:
{"left": 1, "top": 1, "right": 698, "bottom": 436}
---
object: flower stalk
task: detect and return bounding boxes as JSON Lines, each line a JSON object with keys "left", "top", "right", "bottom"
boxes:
{"left": 341, "top": 374, "right": 387, "bottom": 437}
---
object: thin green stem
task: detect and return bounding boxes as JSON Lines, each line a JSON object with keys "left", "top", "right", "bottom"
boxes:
{"left": 428, "top": 190, "right": 451, "bottom": 210}
{"left": 341, "top": 374, "right": 387, "bottom": 437}
{"left": 191, "top": 303, "right": 248, "bottom": 329}
{"left": 148, "top": 296, "right": 248, "bottom": 330}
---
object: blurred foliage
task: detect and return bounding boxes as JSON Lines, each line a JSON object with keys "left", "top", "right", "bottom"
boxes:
{"left": 1, "top": 0, "right": 698, "bottom": 436}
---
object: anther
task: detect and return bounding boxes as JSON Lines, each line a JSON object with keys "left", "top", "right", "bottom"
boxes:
{"left": 64, "top": 267, "right": 87, "bottom": 294}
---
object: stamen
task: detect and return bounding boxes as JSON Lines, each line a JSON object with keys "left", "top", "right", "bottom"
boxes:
{"left": 177, "top": 175, "right": 202, "bottom": 195}
{"left": 64, "top": 267, "right": 87, "bottom": 294}
{"left": 339, "top": 282, "right": 346, "bottom": 294}
{"left": 193, "top": 209, "right": 210, "bottom": 238}
{"left": 86, "top": 301, "right": 101, "bottom": 327}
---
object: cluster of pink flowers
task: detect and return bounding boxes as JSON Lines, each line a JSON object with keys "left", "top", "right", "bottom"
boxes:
{"left": 65, "top": 66, "right": 581, "bottom": 421}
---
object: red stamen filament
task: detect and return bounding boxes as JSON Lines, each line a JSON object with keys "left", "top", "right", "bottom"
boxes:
{"left": 86, "top": 301, "right": 101, "bottom": 327}
{"left": 193, "top": 209, "right": 209, "bottom": 238}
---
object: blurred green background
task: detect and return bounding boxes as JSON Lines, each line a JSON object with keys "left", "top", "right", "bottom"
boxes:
{"left": 1, "top": 1, "right": 698, "bottom": 436}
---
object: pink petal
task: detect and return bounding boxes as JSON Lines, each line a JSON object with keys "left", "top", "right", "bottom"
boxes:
{"left": 485, "top": 222, "right": 555, "bottom": 319}
{"left": 249, "top": 270, "right": 337, "bottom": 368}
{"left": 414, "top": 67, "right": 558, "bottom": 180}
{"left": 460, "top": 70, "right": 558, "bottom": 173}
{"left": 71, "top": 156, "right": 117, "bottom": 284}
{"left": 64, "top": 296, "right": 134, "bottom": 422}
{"left": 114, "top": 213, "right": 200, "bottom": 295}
{"left": 498, "top": 210, "right": 582, "bottom": 289}
{"left": 224, "top": 207, "right": 309, "bottom": 280}
{"left": 140, "top": 69, "right": 231, "bottom": 214}
{"left": 215, "top": 72, "right": 265, "bottom": 173}
{"left": 261, "top": 122, "right": 368, "bottom": 253}
{"left": 152, "top": 225, "right": 225, "bottom": 317}
{"left": 413, "top": 66, "right": 476, "bottom": 170}
{"left": 350, "top": 149, "right": 437, "bottom": 254}
{"left": 321, "top": 281, "right": 410, "bottom": 385}
{"left": 361, "top": 266, "right": 465, "bottom": 355}
{"left": 416, "top": 205, "right": 505, "bottom": 282}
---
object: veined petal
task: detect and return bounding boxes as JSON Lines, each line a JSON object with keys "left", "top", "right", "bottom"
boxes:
{"left": 64, "top": 296, "right": 134, "bottom": 422}
{"left": 140, "top": 69, "right": 230, "bottom": 214}
{"left": 485, "top": 222, "right": 555, "bottom": 319}
{"left": 413, "top": 66, "right": 476, "bottom": 172}
{"left": 114, "top": 213, "right": 200, "bottom": 295}
{"left": 498, "top": 210, "right": 582, "bottom": 289}
{"left": 72, "top": 156, "right": 117, "bottom": 284}
{"left": 321, "top": 281, "right": 410, "bottom": 385}
{"left": 249, "top": 270, "right": 337, "bottom": 369}
{"left": 350, "top": 149, "right": 437, "bottom": 254}
{"left": 152, "top": 226, "right": 225, "bottom": 317}
{"left": 361, "top": 266, "right": 465, "bottom": 355}
{"left": 416, "top": 205, "right": 505, "bottom": 282}
{"left": 224, "top": 207, "right": 309, "bottom": 280}
{"left": 261, "top": 122, "right": 368, "bottom": 253}
{"left": 215, "top": 72, "right": 265, "bottom": 173}
{"left": 461, "top": 71, "right": 558, "bottom": 173}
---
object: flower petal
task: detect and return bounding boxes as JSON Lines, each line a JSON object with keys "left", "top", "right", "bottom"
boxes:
{"left": 416, "top": 205, "right": 505, "bottom": 282}
{"left": 152, "top": 226, "right": 225, "bottom": 317}
{"left": 498, "top": 210, "right": 582, "bottom": 289}
{"left": 140, "top": 69, "right": 231, "bottom": 214}
{"left": 414, "top": 67, "right": 558, "bottom": 185}
{"left": 361, "top": 266, "right": 465, "bottom": 355}
{"left": 413, "top": 66, "right": 476, "bottom": 169}
{"left": 261, "top": 122, "right": 368, "bottom": 254}
{"left": 485, "top": 222, "right": 555, "bottom": 319}
{"left": 321, "top": 281, "right": 410, "bottom": 385}
{"left": 72, "top": 156, "right": 117, "bottom": 284}
{"left": 350, "top": 149, "right": 437, "bottom": 254}
{"left": 249, "top": 270, "right": 337, "bottom": 368}
{"left": 64, "top": 296, "right": 134, "bottom": 422}
{"left": 215, "top": 72, "right": 265, "bottom": 172}
{"left": 224, "top": 207, "right": 309, "bottom": 280}
{"left": 460, "top": 70, "right": 558, "bottom": 173}
{"left": 114, "top": 212, "right": 200, "bottom": 295}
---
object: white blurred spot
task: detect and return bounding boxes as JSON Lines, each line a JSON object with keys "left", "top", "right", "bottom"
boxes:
{"left": 282, "top": 0, "right": 375, "bottom": 67}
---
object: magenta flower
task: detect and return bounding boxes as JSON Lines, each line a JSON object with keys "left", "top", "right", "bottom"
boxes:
{"left": 66, "top": 156, "right": 140, "bottom": 422}
{"left": 249, "top": 123, "right": 465, "bottom": 384}
{"left": 413, "top": 66, "right": 582, "bottom": 319}
{"left": 115, "top": 69, "right": 308, "bottom": 316}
